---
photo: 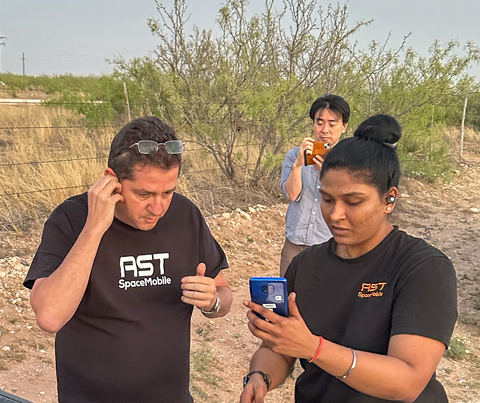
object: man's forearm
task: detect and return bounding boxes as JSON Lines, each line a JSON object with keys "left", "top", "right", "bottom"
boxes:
{"left": 30, "top": 225, "right": 104, "bottom": 333}
{"left": 284, "top": 163, "right": 303, "bottom": 201}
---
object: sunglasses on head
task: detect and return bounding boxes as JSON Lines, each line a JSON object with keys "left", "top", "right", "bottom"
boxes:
{"left": 128, "top": 139, "right": 185, "bottom": 155}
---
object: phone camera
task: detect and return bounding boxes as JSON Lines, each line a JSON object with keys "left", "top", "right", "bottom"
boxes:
{"left": 261, "top": 285, "right": 275, "bottom": 293}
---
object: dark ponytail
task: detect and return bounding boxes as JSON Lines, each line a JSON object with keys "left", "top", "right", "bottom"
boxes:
{"left": 320, "top": 114, "right": 402, "bottom": 194}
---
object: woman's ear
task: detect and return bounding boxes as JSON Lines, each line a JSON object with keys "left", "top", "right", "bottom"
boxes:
{"left": 104, "top": 167, "right": 117, "bottom": 177}
{"left": 384, "top": 187, "right": 399, "bottom": 213}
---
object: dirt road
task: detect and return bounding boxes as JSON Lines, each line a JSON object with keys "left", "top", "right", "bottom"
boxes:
{"left": 0, "top": 163, "right": 479, "bottom": 402}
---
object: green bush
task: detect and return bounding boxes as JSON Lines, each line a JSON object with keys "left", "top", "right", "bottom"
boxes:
{"left": 444, "top": 337, "right": 467, "bottom": 359}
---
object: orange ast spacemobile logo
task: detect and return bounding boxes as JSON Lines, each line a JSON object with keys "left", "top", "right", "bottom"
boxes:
{"left": 358, "top": 282, "right": 387, "bottom": 298}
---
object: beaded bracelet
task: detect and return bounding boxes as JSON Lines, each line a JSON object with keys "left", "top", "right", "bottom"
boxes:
{"left": 337, "top": 348, "right": 357, "bottom": 379}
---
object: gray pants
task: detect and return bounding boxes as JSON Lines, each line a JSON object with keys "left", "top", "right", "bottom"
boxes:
{"left": 279, "top": 237, "right": 308, "bottom": 277}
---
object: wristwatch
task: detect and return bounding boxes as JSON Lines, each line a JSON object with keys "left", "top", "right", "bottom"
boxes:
{"left": 200, "top": 293, "right": 221, "bottom": 315}
{"left": 243, "top": 371, "right": 271, "bottom": 390}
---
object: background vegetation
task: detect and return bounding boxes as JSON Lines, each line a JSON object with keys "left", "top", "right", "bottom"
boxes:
{"left": 1, "top": 0, "right": 480, "bottom": 229}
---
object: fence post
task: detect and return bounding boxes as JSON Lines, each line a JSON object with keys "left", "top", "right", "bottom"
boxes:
{"left": 123, "top": 82, "right": 131, "bottom": 121}
{"left": 460, "top": 97, "right": 467, "bottom": 159}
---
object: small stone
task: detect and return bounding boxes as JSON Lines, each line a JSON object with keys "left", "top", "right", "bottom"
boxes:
{"left": 0, "top": 271, "right": 6, "bottom": 278}
{"left": 222, "top": 213, "right": 231, "bottom": 219}
{"left": 239, "top": 211, "right": 251, "bottom": 220}
{"left": 469, "top": 207, "right": 479, "bottom": 213}
{"left": 2, "top": 346, "right": 11, "bottom": 351}
{"left": 248, "top": 207, "right": 256, "bottom": 213}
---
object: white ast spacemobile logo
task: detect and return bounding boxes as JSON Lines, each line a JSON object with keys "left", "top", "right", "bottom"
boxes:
{"left": 118, "top": 253, "right": 172, "bottom": 290}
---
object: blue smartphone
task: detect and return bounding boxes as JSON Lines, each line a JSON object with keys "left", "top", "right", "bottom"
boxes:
{"left": 249, "top": 277, "right": 289, "bottom": 318}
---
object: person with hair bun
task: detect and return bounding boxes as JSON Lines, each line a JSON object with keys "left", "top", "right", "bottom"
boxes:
{"left": 241, "top": 114, "right": 457, "bottom": 403}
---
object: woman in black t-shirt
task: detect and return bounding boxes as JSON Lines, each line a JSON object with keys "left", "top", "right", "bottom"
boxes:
{"left": 241, "top": 114, "right": 457, "bottom": 403}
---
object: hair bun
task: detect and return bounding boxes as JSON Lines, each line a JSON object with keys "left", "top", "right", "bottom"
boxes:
{"left": 353, "top": 114, "right": 402, "bottom": 146}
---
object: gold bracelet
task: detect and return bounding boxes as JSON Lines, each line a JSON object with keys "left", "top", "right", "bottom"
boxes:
{"left": 337, "top": 348, "right": 356, "bottom": 379}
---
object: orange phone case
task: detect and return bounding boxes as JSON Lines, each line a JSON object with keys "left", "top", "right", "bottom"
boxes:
{"left": 304, "top": 141, "right": 331, "bottom": 165}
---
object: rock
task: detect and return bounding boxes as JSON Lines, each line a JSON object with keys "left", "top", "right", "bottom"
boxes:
{"left": 248, "top": 207, "right": 256, "bottom": 213}
{"left": 2, "top": 346, "right": 11, "bottom": 351}
{"left": 239, "top": 211, "right": 252, "bottom": 221}
{"left": 469, "top": 207, "right": 479, "bottom": 213}
{"left": 0, "top": 271, "right": 5, "bottom": 278}
{"left": 222, "top": 213, "right": 231, "bottom": 219}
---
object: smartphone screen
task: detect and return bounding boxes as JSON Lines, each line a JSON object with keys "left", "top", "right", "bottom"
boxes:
{"left": 249, "top": 277, "right": 289, "bottom": 318}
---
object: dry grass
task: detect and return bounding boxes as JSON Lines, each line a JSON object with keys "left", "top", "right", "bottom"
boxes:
{"left": 0, "top": 105, "right": 280, "bottom": 231}
{"left": 444, "top": 127, "right": 480, "bottom": 162}
{"left": 0, "top": 105, "right": 111, "bottom": 230}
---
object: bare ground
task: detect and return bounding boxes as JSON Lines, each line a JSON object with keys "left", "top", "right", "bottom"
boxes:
{"left": 1, "top": 158, "right": 480, "bottom": 402}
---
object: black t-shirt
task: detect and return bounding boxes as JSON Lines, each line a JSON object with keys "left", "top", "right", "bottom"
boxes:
{"left": 285, "top": 227, "right": 457, "bottom": 403}
{"left": 24, "top": 192, "right": 228, "bottom": 403}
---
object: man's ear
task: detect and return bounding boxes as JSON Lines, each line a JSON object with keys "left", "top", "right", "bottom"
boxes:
{"left": 104, "top": 167, "right": 117, "bottom": 177}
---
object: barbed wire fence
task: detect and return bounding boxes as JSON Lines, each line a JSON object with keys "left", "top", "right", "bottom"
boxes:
{"left": 0, "top": 103, "right": 293, "bottom": 230}
{"left": 1, "top": 101, "right": 478, "bottom": 232}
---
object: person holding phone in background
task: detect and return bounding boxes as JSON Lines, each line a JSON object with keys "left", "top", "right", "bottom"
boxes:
{"left": 280, "top": 94, "right": 350, "bottom": 276}
{"left": 241, "top": 114, "right": 457, "bottom": 402}
{"left": 23, "top": 116, "right": 232, "bottom": 403}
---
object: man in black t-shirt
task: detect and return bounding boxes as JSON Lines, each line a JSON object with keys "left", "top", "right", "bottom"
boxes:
{"left": 24, "top": 116, "right": 232, "bottom": 403}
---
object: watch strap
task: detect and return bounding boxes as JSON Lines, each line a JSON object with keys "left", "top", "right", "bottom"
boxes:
{"left": 243, "top": 370, "right": 272, "bottom": 390}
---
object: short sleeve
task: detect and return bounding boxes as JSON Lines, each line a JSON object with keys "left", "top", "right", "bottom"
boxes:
{"left": 23, "top": 206, "right": 82, "bottom": 289}
{"left": 391, "top": 256, "right": 457, "bottom": 347}
{"left": 197, "top": 210, "right": 228, "bottom": 279}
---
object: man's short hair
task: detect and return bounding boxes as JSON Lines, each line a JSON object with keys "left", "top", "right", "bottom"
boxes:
{"left": 309, "top": 94, "right": 350, "bottom": 124}
{"left": 108, "top": 116, "right": 182, "bottom": 181}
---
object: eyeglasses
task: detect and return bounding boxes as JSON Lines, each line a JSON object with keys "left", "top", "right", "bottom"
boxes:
{"left": 129, "top": 140, "right": 185, "bottom": 155}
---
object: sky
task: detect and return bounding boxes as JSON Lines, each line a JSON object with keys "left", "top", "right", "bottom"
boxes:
{"left": 0, "top": 0, "right": 479, "bottom": 79}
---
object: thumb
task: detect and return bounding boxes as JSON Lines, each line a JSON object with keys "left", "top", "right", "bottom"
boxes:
{"left": 196, "top": 262, "right": 206, "bottom": 277}
{"left": 288, "top": 292, "right": 301, "bottom": 317}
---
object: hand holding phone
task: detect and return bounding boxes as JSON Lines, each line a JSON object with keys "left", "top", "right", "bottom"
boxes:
{"left": 249, "top": 277, "right": 289, "bottom": 318}
{"left": 304, "top": 141, "right": 331, "bottom": 166}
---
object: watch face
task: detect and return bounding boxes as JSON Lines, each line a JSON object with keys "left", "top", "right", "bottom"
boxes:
{"left": 242, "top": 371, "right": 271, "bottom": 390}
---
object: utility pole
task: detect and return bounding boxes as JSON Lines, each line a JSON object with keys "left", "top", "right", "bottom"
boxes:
{"left": 21, "top": 52, "right": 26, "bottom": 76}
{"left": 0, "top": 28, "right": 7, "bottom": 73}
